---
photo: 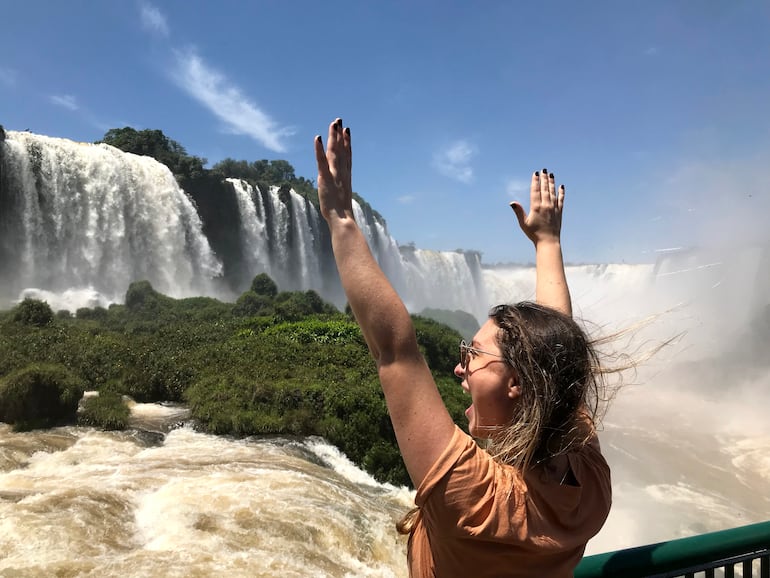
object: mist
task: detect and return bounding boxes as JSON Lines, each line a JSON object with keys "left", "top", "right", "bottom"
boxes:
{"left": 576, "top": 156, "right": 770, "bottom": 552}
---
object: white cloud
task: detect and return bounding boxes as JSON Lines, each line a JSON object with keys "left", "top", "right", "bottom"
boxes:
{"left": 50, "top": 94, "right": 79, "bottom": 111}
{"left": 140, "top": 2, "right": 169, "bottom": 37}
{"left": 0, "top": 67, "right": 17, "bottom": 87}
{"left": 433, "top": 140, "right": 475, "bottom": 183}
{"left": 396, "top": 194, "right": 416, "bottom": 204}
{"left": 506, "top": 178, "right": 529, "bottom": 197}
{"left": 173, "top": 51, "right": 292, "bottom": 152}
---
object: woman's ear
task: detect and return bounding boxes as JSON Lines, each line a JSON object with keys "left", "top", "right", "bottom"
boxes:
{"left": 507, "top": 372, "right": 522, "bottom": 399}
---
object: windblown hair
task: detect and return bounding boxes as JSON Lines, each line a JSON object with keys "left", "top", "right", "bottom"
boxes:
{"left": 397, "top": 301, "right": 651, "bottom": 535}
{"left": 486, "top": 302, "right": 603, "bottom": 471}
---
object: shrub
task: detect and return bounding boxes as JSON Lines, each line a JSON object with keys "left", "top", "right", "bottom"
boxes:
{"left": 363, "top": 440, "right": 407, "bottom": 486}
{"left": 0, "top": 364, "right": 85, "bottom": 430}
{"left": 262, "top": 318, "right": 362, "bottom": 345}
{"left": 274, "top": 290, "right": 336, "bottom": 321}
{"left": 76, "top": 307, "right": 108, "bottom": 321}
{"left": 412, "top": 315, "right": 462, "bottom": 374}
{"left": 13, "top": 298, "right": 54, "bottom": 327}
{"left": 232, "top": 291, "right": 274, "bottom": 317}
{"left": 125, "top": 280, "right": 165, "bottom": 314}
{"left": 250, "top": 273, "right": 278, "bottom": 298}
{"left": 78, "top": 391, "right": 130, "bottom": 430}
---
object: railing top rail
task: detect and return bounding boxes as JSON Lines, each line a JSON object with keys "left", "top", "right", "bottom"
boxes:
{"left": 575, "top": 520, "right": 770, "bottom": 578}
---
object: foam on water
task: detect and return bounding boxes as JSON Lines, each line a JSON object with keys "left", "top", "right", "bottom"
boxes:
{"left": 0, "top": 425, "right": 409, "bottom": 577}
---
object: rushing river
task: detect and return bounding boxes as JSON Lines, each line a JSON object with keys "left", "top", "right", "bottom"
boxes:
{"left": 0, "top": 405, "right": 413, "bottom": 578}
{"left": 2, "top": 369, "right": 770, "bottom": 578}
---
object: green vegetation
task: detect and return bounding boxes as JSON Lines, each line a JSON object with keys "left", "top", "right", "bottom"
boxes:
{"left": 211, "top": 158, "right": 317, "bottom": 199}
{"left": 0, "top": 276, "right": 468, "bottom": 486}
{"left": 0, "top": 364, "right": 85, "bottom": 431}
{"left": 98, "top": 127, "right": 207, "bottom": 182}
{"left": 78, "top": 391, "right": 131, "bottom": 430}
{"left": 13, "top": 297, "right": 54, "bottom": 327}
{"left": 96, "top": 126, "right": 386, "bottom": 223}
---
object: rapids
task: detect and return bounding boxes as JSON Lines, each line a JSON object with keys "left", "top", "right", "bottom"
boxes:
{"left": 0, "top": 413, "right": 413, "bottom": 577}
{"left": 1, "top": 377, "right": 769, "bottom": 577}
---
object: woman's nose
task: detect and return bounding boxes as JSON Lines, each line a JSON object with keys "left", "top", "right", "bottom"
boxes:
{"left": 454, "top": 362, "right": 464, "bottom": 379}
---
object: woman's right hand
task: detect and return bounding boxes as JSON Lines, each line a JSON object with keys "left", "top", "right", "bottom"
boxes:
{"left": 510, "top": 170, "right": 565, "bottom": 246}
{"left": 315, "top": 118, "right": 353, "bottom": 223}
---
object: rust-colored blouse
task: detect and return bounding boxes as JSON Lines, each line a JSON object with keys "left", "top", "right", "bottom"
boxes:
{"left": 407, "top": 425, "right": 611, "bottom": 578}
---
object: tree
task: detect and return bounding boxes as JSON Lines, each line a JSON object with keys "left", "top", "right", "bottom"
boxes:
{"left": 98, "top": 127, "right": 206, "bottom": 181}
{"left": 13, "top": 298, "right": 54, "bottom": 327}
{"left": 211, "top": 158, "right": 255, "bottom": 181}
{"left": 125, "top": 280, "right": 160, "bottom": 312}
{"left": 250, "top": 273, "right": 278, "bottom": 298}
{"left": 233, "top": 291, "right": 274, "bottom": 317}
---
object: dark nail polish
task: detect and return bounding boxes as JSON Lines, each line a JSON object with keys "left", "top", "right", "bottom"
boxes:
{"left": 535, "top": 171, "right": 539, "bottom": 177}
{"left": 543, "top": 168, "right": 547, "bottom": 174}
{"left": 549, "top": 173, "right": 554, "bottom": 178}
{"left": 344, "top": 127, "right": 350, "bottom": 135}
{"left": 333, "top": 123, "right": 339, "bottom": 131}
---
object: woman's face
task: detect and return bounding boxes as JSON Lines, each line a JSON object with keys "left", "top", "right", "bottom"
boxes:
{"left": 455, "top": 319, "right": 520, "bottom": 438}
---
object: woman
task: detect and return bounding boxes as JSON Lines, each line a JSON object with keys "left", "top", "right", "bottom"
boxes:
{"left": 315, "top": 118, "right": 611, "bottom": 577}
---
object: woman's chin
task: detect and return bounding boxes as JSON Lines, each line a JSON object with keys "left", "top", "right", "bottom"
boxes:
{"left": 466, "top": 405, "right": 477, "bottom": 434}
{"left": 467, "top": 405, "right": 490, "bottom": 439}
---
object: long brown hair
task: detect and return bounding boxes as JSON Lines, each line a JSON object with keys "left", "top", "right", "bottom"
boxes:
{"left": 485, "top": 302, "right": 602, "bottom": 471}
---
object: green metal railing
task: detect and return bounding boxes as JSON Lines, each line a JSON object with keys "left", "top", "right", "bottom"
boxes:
{"left": 575, "top": 520, "right": 770, "bottom": 578}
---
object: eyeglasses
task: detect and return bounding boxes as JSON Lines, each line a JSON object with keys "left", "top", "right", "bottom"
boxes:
{"left": 459, "top": 340, "right": 505, "bottom": 370}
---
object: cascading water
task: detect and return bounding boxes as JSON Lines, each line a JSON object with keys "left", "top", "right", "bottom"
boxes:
{"left": 228, "top": 178, "right": 271, "bottom": 280}
{"left": 2, "top": 130, "right": 768, "bottom": 331}
{"left": 0, "top": 131, "right": 489, "bottom": 315}
{"left": 0, "top": 131, "right": 222, "bottom": 309}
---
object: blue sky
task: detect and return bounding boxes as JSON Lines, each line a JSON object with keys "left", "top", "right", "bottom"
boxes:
{"left": 2, "top": 1, "right": 769, "bottom": 264}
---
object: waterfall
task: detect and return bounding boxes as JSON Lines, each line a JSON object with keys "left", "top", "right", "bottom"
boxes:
{"left": 0, "top": 131, "right": 492, "bottom": 314}
{"left": 224, "top": 178, "right": 489, "bottom": 315}
{"left": 0, "top": 131, "right": 222, "bottom": 309}
{"left": 228, "top": 179, "right": 270, "bottom": 278}
{"left": 3, "top": 130, "right": 766, "bottom": 333}
{"left": 287, "top": 189, "right": 322, "bottom": 291}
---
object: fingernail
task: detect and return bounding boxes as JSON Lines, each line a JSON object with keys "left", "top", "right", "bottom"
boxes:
{"left": 333, "top": 123, "right": 339, "bottom": 132}
{"left": 315, "top": 135, "right": 322, "bottom": 142}
{"left": 542, "top": 168, "right": 547, "bottom": 174}
{"left": 549, "top": 172, "right": 554, "bottom": 178}
{"left": 344, "top": 127, "right": 350, "bottom": 135}
{"left": 535, "top": 171, "right": 539, "bottom": 177}
{"left": 336, "top": 118, "right": 343, "bottom": 127}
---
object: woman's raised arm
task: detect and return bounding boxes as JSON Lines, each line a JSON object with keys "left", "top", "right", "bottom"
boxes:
{"left": 510, "top": 170, "right": 572, "bottom": 317}
{"left": 314, "top": 119, "right": 455, "bottom": 487}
